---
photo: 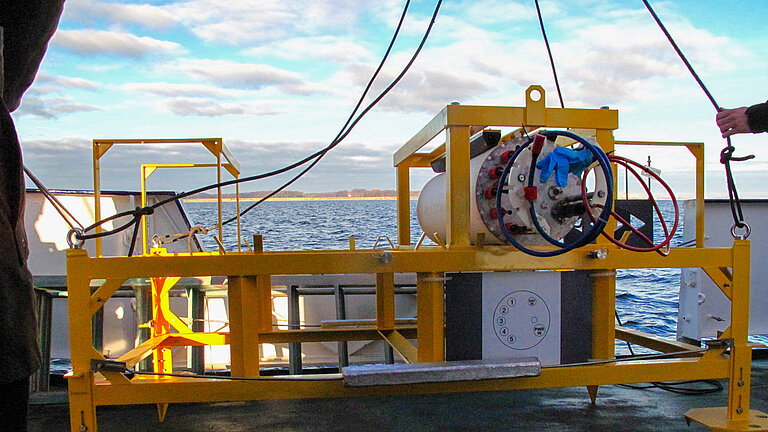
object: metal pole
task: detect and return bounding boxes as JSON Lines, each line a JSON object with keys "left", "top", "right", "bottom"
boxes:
{"left": 288, "top": 284, "right": 302, "bottom": 374}
{"left": 187, "top": 287, "right": 205, "bottom": 374}
{"left": 134, "top": 286, "right": 153, "bottom": 371}
{"left": 334, "top": 284, "right": 349, "bottom": 370}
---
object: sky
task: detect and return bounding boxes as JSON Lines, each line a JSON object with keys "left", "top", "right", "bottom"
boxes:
{"left": 11, "top": 0, "right": 768, "bottom": 198}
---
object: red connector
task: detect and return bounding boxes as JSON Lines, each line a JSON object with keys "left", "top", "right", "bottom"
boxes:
{"left": 488, "top": 166, "right": 503, "bottom": 179}
{"left": 531, "top": 134, "right": 546, "bottom": 155}
{"left": 484, "top": 186, "right": 496, "bottom": 200}
{"left": 490, "top": 207, "right": 506, "bottom": 219}
{"left": 523, "top": 186, "right": 537, "bottom": 201}
{"left": 499, "top": 150, "right": 514, "bottom": 163}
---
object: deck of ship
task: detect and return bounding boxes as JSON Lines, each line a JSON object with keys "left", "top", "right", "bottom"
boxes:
{"left": 28, "top": 358, "right": 768, "bottom": 432}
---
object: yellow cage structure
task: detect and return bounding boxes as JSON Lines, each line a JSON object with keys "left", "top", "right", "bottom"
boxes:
{"left": 66, "top": 86, "right": 767, "bottom": 432}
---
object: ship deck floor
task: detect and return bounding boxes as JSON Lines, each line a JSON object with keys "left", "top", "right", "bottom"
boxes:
{"left": 29, "top": 359, "right": 768, "bottom": 432}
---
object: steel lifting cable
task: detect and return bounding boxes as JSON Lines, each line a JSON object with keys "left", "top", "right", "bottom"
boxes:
{"left": 23, "top": 165, "right": 84, "bottom": 232}
{"left": 641, "top": 0, "right": 754, "bottom": 239}
{"left": 534, "top": 0, "right": 565, "bottom": 108}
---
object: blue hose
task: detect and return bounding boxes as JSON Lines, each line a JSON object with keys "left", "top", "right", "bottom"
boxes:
{"left": 494, "top": 130, "right": 613, "bottom": 257}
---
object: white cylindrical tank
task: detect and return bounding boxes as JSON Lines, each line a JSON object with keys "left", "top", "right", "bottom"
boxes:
{"left": 417, "top": 147, "right": 503, "bottom": 245}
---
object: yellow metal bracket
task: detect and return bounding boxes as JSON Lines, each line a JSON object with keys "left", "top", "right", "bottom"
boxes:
{"left": 686, "top": 407, "right": 768, "bottom": 431}
{"left": 704, "top": 267, "right": 734, "bottom": 300}
{"left": 378, "top": 330, "right": 417, "bottom": 363}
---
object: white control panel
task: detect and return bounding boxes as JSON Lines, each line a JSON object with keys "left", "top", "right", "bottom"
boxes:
{"left": 481, "top": 272, "right": 561, "bottom": 365}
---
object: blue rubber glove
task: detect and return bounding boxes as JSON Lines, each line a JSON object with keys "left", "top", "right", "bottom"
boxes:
{"left": 535, "top": 147, "right": 594, "bottom": 187}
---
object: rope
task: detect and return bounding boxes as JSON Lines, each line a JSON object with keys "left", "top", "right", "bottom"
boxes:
{"left": 534, "top": 0, "right": 564, "bottom": 108}
{"left": 23, "top": 165, "right": 84, "bottom": 231}
{"left": 641, "top": 0, "right": 753, "bottom": 237}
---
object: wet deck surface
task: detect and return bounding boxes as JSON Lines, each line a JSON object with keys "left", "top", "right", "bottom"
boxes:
{"left": 29, "top": 359, "right": 768, "bottom": 432}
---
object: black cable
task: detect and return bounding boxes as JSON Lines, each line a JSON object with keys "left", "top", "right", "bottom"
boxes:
{"left": 221, "top": 0, "right": 436, "bottom": 226}
{"left": 616, "top": 308, "right": 721, "bottom": 396}
{"left": 641, "top": 0, "right": 753, "bottom": 233}
{"left": 76, "top": 0, "right": 445, "bottom": 245}
{"left": 534, "top": 0, "right": 564, "bottom": 108}
{"left": 615, "top": 310, "right": 635, "bottom": 356}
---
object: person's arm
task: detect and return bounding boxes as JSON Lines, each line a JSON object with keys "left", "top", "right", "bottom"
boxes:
{"left": 716, "top": 101, "right": 768, "bottom": 138}
{"left": 746, "top": 102, "right": 768, "bottom": 134}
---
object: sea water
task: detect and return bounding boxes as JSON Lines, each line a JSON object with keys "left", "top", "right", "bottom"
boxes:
{"left": 183, "top": 199, "right": 727, "bottom": 355}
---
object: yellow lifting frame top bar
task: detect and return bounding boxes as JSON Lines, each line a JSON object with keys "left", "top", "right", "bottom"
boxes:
{"left": 92, "top": 138, "right": 241, "bottom": 256}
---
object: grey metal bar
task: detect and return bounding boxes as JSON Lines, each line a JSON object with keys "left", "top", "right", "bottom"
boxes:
{"left": 32, "top": 289, "right": 52, "bottom": 392}
{"left": 385, "top": 345, "right": 395, "bottom": 365}
{"left": 296, "top": 286, "right": 416, "bottom": 296}
{"left": 92, "top": 305, "right": 104, "bottom": 356}
{"left": 342, "top": 358, "right": 542, "bottom": 387}
{"left": 288, "top": 284, "right": 302, "bottom": 374}
{"left": 187, "top": 287, "right": 205, "bottom": 374}
{"left": 133, "top": 286, "right": 153, "bottom": 371}
{"left": 333, "top": 284, "right": 349, "bottom": 370}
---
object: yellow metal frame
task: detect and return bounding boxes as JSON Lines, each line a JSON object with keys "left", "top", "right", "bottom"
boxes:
{"left": 67, "top": 87, "right": 765, "bottom": 432}
{"left": 140, "top": 163, "right": 242, "bottom": 254}
{"left": 92, "top": 138, "right": 240, "bottom": 256}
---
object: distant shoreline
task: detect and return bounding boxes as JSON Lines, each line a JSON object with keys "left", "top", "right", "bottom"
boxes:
{"left": 183, "top": 196, "right": 418, "bottom": 202}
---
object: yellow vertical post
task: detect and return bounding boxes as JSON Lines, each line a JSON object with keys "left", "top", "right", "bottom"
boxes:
{"left": 590, "top": 270, "right": 615, "bottom": 359}
{"left": 92, "top": 141, "right": 103, "bottom": 257}
{"left": 728, "top": 239, "right": 751, "bottom": 425}
{"left": 215, "top": 141, "right": 224, "bottom": 254}
{"left": 688, "top": 143, "right": 706, "bottom": 247}
{"left": 445, "top": 124, "right": 471, "bottom": 247}
{"left": 257, "top": 275, "right": 272, "bottom": 333}
{"left": 396, "top": 163, "right": 412, "bottom": 246}
{"left": 66, "top": 249, "right": 98, "bottom": 432}
{"left": 150, "top": 277, "right": 174, "bottom": 374}
{"left": 376, "top": 273, "right": 396, "bottom": 330}
{"left": 417, "top": 272, "right": 444, "bottom": 362}
{"left": 141, "top": 166, "right": 149, "bottom": 255}
{"left": 228, "top": 276, "right": 262, "bottom": 377}
{"left": 236, "top": 180, "right": 242, "bottom": 252}
{"left": 586, "top": 129, "right": 618, "bottom": 402}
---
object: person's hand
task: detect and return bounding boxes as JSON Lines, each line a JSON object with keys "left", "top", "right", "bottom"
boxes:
{"left": 716, "top": 107, "right": 751, "bottom": 138}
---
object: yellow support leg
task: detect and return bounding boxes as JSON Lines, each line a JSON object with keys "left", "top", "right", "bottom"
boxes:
{"left": 686, "top": 240, "right": 768, "bottom": 431}
{"left": 157, "top": 403, "right": 169, "bottom": 422}
{"left": 228, "top": 275, "right": 263, "bottom": 377}
{"left": 66, "top": 249, "right": 99, "bottom": 432}
{"left": 376, "top": 273, "right": 396, "bottom": 330}
{"left": 417, "top": 272, "right": 444, "bottom": 362}
{"left": 588, "top": 270, "right": 616, "bottom": 403}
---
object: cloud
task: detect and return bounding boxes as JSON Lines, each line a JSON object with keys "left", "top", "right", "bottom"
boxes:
{"left": 165, "top": 0, "right": 384, "bottom": 45}
{"left": 63, "top": 0, "right": 179, "bottom": 30}
{"left": 32, "top": 72, "right": 101, "bottom": 96}
{"left": 175, "top": 59, "right": 327, "bottom": 95}
{"left": 242, "top": 36, "right": 373, "bottom": 63}
{"left": 52, "top": 29, "right": 185, "bottom": 58}
{"left": 121, "top": 82, "right": 242, "bottom": 99}
{"left": 16, "top": 96, "right": 103, "bottom": 119}
{"left": 160, "top": 98, "right": 282, "bottom": 117}
{"left": 224, "top": 138, "right": 398, "bottom": 191}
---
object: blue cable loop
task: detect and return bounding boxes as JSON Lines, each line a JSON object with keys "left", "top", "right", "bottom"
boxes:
{"left": 495, "top": 130, "right": 613, "bottom": 257}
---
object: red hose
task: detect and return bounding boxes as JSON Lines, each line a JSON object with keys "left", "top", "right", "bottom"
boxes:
{"left": 581, "top": 155, "right": 679, "bottom": 255}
